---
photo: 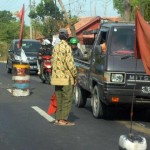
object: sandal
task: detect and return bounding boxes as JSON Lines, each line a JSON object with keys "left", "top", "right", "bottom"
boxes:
{"left": 55, "top": 120, "right": 58, "bottom": 123}
{"left": 55, "top": 120, "right": 75, "bottom": 126}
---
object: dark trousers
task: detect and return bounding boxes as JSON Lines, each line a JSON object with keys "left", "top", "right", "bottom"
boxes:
{"left": 55, "top": 85, "right": 74, "bottom": 120}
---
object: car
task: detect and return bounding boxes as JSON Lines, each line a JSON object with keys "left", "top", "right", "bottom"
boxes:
{"left": 6, "top": 39, "right": 41, "bottom": 74}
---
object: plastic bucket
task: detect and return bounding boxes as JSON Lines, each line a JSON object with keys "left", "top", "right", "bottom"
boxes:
{"left": 12, "top": 63, "right": 30, "bottom": 96}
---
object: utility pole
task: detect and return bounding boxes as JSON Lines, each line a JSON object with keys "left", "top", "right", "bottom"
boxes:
{"left": 54, "top": 0, "right": 56, "bottom": 19}
{"left": 33, "top": 0, "right": 36, "bottom": 38}
{"left": 30, "top": 0, "right": 33, "bottom": 39}
{"left": 58, "top": 0, "right": 76, "bottom": 37}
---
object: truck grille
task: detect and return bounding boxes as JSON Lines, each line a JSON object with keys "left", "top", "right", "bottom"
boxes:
{"left": 126, "top": 74, "right": 150, "bottom": 82}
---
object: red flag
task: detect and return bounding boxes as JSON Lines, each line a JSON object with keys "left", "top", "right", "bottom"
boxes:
{"left": 134, "top": 7, "right": 150, "bottom": 75}
{"left": 17, "top": 4, "right": 25, "bottom": 49}
{"left": 47, "top": 93, "right": 57, "bottom": 115}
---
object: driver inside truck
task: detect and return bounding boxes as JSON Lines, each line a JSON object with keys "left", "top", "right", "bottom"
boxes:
{"left": 99, "top": 31, "right": 107, "bottom": 54}
{"left": 111, "top": 34, "right": 128, "bottom": 53}
{"left": 100, "top": 42, "right": 107, "bottom": 53}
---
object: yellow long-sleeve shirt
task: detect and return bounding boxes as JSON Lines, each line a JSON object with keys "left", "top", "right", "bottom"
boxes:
{"left": 51, "top": 40, "right": 77, "bottom": 85}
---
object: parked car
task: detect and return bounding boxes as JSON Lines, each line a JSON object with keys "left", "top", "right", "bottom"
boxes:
{"left": 6, "top": 39, "right": 41, "bottom": 74}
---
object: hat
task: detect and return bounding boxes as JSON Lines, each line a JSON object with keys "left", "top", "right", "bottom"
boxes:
{"left": 59, "top": 28, "right": 68, "bottom": 35}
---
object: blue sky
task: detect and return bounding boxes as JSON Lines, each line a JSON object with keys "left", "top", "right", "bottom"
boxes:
{"left": 0, "top": 0, "right": 119, "bottom": 25}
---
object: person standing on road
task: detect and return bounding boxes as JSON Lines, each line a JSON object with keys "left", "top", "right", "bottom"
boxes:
{"left": 51, "top": 28, "right": 77, "bottom": 126}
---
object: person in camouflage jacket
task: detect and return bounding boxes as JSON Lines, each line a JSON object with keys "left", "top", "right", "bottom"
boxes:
{"left": 51, "top": 28, "right": 77, "bottom": 126}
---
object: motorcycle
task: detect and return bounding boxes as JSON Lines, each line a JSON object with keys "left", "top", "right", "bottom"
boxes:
{"left": 39, "top": 55, "right": 52, "bottom": 84}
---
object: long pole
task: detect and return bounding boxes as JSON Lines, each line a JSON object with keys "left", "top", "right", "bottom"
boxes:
{"left": 55, "top": 0, "right": 56, "bottom": 19}
{"left": 30, "top": 0, "right": 33, "bottom": 39}
{"left": 58, "top": 0, "right": 76, "bottom": 37}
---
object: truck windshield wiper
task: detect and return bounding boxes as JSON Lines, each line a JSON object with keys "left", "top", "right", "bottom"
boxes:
{"left": 121, "top": 55, "right": 133, "bottom": 60}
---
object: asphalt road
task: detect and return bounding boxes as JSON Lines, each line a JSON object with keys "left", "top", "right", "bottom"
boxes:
{"left": 0, "top": 62, "right": 150, "bottom": 150}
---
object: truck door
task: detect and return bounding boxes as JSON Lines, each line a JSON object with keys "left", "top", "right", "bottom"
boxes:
{"left": 90, "top": 28, "right": 109, "bottom": 87}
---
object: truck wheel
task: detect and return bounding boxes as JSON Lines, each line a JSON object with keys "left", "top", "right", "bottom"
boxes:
{"left": 92, "top": 85, "right": 104, "bottom": 118}
{"left": 74, "top": 84, "right": 88, "bottom": 108}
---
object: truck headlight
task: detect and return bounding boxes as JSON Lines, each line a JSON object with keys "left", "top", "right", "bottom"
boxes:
{"left": 111, "top": 73, "right": 124, "bottom": 82}
{"left": 104, "top": 72, "right": 125, "bottom": 84}
{"left": 14, "top": 55, "right": 21, "bottom": 61}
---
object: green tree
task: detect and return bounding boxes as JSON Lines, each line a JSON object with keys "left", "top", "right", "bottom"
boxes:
{"left": 113, "top": 0, "right": 132, "bottom": 20}
{"left": 0, "top": 10, "right": 16, "bottom": 22}
{"left": 29, "top": 0, "right": 79, "bottom": 39}
{"left": 0, "top": 10, "right": 28, "bottom": 43}
{"left": 29, "top": 0, "right": 66, "bottom": 39}
{"left": 36, "top": 0, "right": 63, "bottom": 20}
{"left": 113, "top": 0, "right": 124, "bottom": 16}
{"left": 0, "top": 10, "right": 28, "bottom": 60}
{"left": 113, "top": 0, "right": 150, "bottom": 21}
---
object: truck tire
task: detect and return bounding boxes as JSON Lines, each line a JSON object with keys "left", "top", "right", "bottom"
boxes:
{"left": 74, "top": 84, "right": 88, "bottom": 108}
{"left": 92, "top": 85, "right": 105, "bottom": 119}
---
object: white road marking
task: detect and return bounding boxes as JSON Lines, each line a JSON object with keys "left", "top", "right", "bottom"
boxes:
{"left": 7, "top": 89, "right": 12, "bottom": 93}
{"left": 31, "top": 106, "right": 55, "bottom": 123}
{"left": 135, "top": 122, "right": 146, "bottom": 127}
{"left": 12, "top": 75, "right": 30, "bottom": 80}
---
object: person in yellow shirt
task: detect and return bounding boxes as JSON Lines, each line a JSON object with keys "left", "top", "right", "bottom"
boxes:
{"left": 51, "top": 28, "right": 77, "bottom": 126}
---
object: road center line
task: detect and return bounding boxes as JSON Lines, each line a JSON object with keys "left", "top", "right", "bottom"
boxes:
{"left": 31, "top": 106, "right": 55, "bottom": 123}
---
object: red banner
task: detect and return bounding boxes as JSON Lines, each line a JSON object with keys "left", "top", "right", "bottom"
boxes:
{"left": 134, "top": 7, "right": 150, "bottom": 75}
{"left": 17, "top": 4, "right": 25, "bottom": 49}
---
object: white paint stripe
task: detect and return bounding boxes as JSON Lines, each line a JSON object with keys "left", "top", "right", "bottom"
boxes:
{"left": 31, "top": 106, "right": 55, "bottom": 123}
{"left": 7, "top": 89, "right": 12, "bottom": 93}
{"left": 12, "top": 75, "right": 30, "bottom": 80}
{"left": 135, "top": 122, "right": 146, "bottom": 127}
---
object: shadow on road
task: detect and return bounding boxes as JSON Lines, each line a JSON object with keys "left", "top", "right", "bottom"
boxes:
{"left": 82, "top": 99, "right": 150, "bottom": 123}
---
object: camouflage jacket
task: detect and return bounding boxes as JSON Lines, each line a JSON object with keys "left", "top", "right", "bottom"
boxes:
{"left": 51, "top": 40, "right": 77, "bottom": 85}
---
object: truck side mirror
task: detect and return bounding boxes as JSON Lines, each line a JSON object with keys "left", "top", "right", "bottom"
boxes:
{"left": 95, "top": 45, "right": 102, "bottom": 55}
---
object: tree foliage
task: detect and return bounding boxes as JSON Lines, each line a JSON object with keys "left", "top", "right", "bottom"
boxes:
{"left": 0, "top": 10, "right": 28, "bottom": 60}
{"left": 29, "top": 0, "right": 78, "bottom": 39}
{"left": 0, "top": 10, "right": 16, "bottom": 23}
{"left": 29, "top": 0, "right": 65, "bottom": 38}
{"left": 0, "top": 11, "right": 28, "bottom": 44}
{"left": 113, "top": 0, "right": 124, "bottom": 17}
{"left": 113, "top": 0, "right": 150, "bottom": 21}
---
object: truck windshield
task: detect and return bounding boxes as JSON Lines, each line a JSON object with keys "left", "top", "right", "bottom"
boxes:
{"left": 110, "top": 27, "right": 135, "bottom": 55}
